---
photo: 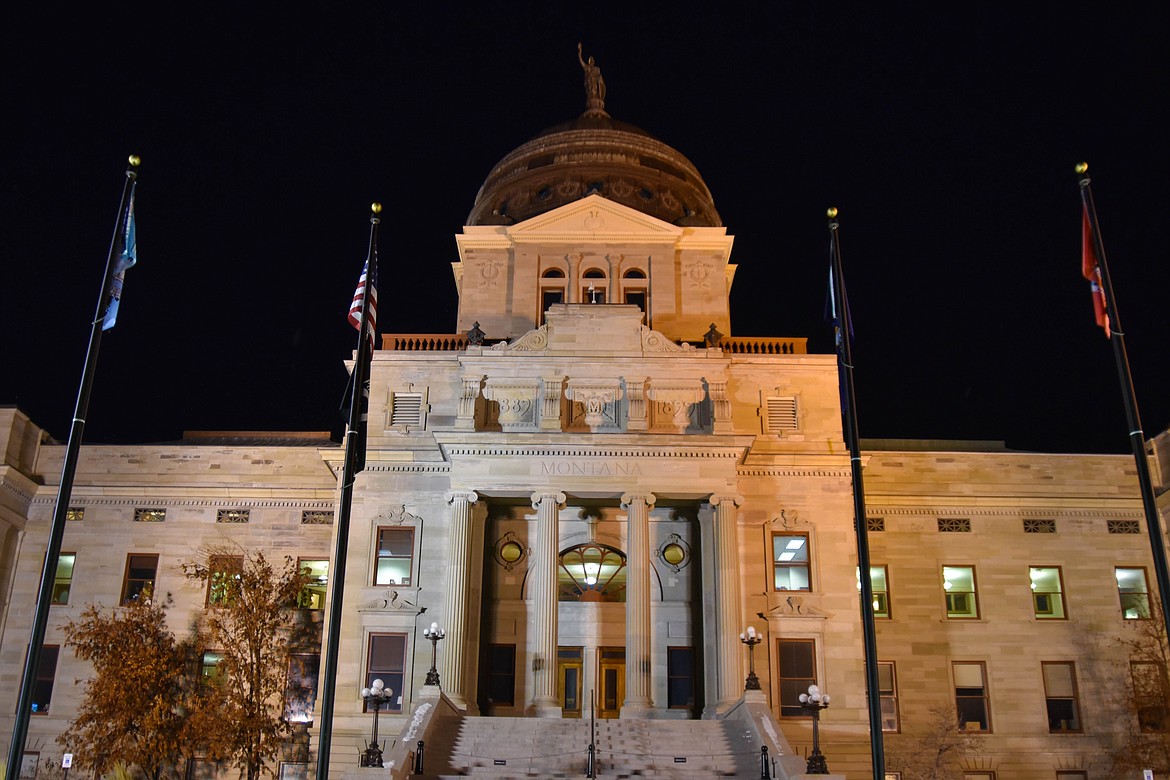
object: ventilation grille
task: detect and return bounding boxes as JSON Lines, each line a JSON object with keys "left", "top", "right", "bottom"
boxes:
{"left": 937, "top": 518, "right": 971, "bottom": 533}
{"left": 1108, "top": 519, "right": 1141, "bottom": 535}
{"left": 1024, "top": 519, "right": 1056, "bottom": 533}
{"left": 765, "top": 396, "right": 798, "bottom": 433}
{"left": 390, "top": 393, "right": 424, "bottom": 427}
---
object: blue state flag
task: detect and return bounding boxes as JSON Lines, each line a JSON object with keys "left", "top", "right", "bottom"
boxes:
{"left": 102, "top": 189, "right": 137, "bottom": 330}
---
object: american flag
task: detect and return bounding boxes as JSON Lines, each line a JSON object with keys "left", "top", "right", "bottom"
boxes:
{"left": 348, "top": 252, "right": 378, "bottom": 350}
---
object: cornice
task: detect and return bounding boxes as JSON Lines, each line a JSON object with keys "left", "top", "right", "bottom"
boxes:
{"left": 30, "top": 494, "right": 335, "bottom": 509}
{"left": 869, "top": 504, "right": 1144, "bottom": 519}
{"left": 737, "top": 466, "right": 853, "bottom": 478}
{"left": 441, "top": 443, "right": 744, "bottom": 460}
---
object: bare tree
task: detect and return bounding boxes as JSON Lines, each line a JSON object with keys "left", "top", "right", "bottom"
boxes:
{"left": 182, "top": 548, "right": 311, "bottom": 780}
{"left": 885, "top": 704, "right": 979, "bottom": 780}
{"left": 58, "top": 592, "right": 190, "bottom": 780}
{"left": 1106, "top": 596, "right": 1170, "bottom": 778}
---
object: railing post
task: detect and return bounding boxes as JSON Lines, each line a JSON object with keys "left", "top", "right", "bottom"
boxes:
{"left": 760, "top": 745, "right": 771, "bottom": 779}
{"left": 413, "top": 740, "right": 424, "bottom": 775}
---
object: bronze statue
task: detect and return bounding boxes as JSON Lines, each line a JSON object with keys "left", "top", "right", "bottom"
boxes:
{"left": 577, "top": 43, "right": 607, "bottom": 116}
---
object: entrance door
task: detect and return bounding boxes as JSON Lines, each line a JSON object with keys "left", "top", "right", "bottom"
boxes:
{"left": 558, "top": 647, "right": 583, "bottom": 718}
{"left": 597, "top": 647, "right": 626, "bottom": 719}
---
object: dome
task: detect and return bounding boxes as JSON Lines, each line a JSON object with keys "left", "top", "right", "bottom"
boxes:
{"left": 467, "top": 57, "right": 721, "bottom": 228}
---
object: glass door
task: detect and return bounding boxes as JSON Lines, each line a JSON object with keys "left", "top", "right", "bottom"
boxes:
{"left": 597, "top": 647, "right": 625, "bottom": 719}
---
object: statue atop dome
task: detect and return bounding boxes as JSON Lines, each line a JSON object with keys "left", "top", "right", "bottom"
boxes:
{"left": 577, "top": 43, "right": 608, "bottom": 117}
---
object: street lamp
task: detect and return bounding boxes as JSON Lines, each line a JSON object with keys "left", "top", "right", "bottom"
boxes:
{"left": 423, "top": 622, "right": 446, "bottom": 686}
{"left": 799, "top": 684, "right": 830, "bottom": 775}
{"left": 739, "top": 626, "right": 762, "bottom": 691}
{"left": 360, "top": 678, "right": 394, "bottom": 767}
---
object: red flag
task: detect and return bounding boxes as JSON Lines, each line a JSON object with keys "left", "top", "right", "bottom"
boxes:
{"left": 348, "top": 254, "right": 378, "bottom": 350}
{"left": 1081, "top": 207, "right": 1110, "bottom": 337}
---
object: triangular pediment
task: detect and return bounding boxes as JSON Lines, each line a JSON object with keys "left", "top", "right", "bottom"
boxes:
{"left": 507, "top": 194, "right": 684, "bottom": 242}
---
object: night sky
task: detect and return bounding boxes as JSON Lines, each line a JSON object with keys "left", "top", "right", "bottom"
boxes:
{"left": 3, "top": 4, "right": 1167, "bottom": 454}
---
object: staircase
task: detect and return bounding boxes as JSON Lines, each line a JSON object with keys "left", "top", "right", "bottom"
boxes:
{"left": 420, "top": 716, "right": 760, "bottom": 779}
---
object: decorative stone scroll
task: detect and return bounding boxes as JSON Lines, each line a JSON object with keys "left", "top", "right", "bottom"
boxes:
{"left": 640, "top": 326, "right": 695, "bottom": 353}
{"left": 646, "top": 380, "right": 706, "bottom": 432}
{"left": 565, "top": 378, "right": 624, "bottom": 431}
{"left": 482, "top": 378, "right": 541, "bottom": 431}
{"left": 489, "top": 325, "right": 549, "bottom": 352}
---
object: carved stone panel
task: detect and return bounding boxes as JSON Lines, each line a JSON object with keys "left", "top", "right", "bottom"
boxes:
{"left": 482, "top": 378, "right": 541, "bottom": 431}
{"left": 564, "top": 378, "right": 624, "bottom": 432}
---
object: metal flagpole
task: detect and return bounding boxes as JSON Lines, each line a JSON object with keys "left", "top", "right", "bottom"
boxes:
{"left": 827, "top": 208, "right": 885, "bottom": 779}
{"left": 314, "top": 203, "right": 381, "bottom": 780}
{"left": 1076, "top": 163, "right": 1170, "bottom": 632}
{"left": 5, "top": 156, "right": 140, "bottom": 780}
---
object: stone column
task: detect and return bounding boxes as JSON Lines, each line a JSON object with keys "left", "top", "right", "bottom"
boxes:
{"left": 621, "top": 492, "right": 656, "bottom": 717}
{"left": 442, "top": 490, "right": 478, "bottom": 710}
{"left": 530, "top": 490, "right": 566, "bottom": 716}
{"left": 710, "top": 494, "right": 745, "bottom": 710}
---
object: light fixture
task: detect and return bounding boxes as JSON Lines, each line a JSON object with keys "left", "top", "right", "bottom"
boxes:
{"left": 583, "top": 561, "right": 601, "bottom": 585}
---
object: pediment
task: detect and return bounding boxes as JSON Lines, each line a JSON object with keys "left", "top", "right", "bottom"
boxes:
{"left": 507, "top": 194, "right": 683, "bottom": 242}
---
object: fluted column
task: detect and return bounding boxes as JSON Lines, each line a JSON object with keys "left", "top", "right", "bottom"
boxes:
{"left": 621, "top": 492, "right": 656, "bottom": 717}
{"left": 710, "top": 494, "right": 745, "bottom": 709}
{"left": 441, "top": 490, "right": 478, "bottom": 709}
{"left": 530, "top": 490, "right": 566, "bottom": 716}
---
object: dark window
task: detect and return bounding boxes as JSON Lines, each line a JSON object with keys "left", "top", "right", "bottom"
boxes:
{"left": 878, "top": 661, "right": 899, "bottom": 732}
{"left": 374, "top": 528, "right": 414, "bottom": 586}
{"left": 667, "top": 647, "right": 695, "bottom": 709}
{"left": 1042, "top": 662, "right": 1081, "bottom": 732}
{"left": 122, "top": 553, "right": 158, "bottom": 604}
{"left": 285, "top": 653, "right": 320, "bottom": 724}
{"left": 954, "top": 662, "right": 991, "bottom": 732}
{"left": 1132, "top": 660, "right": 1170, "bottom": 732}
{"left": 485, "top": 644, "right": 515, "bottom": 707}
{"left": 30, "top": 645, "right": 59, "bottom": 713}
{"left": 777, "top": 639, "right": 815, "bottom": 717}
{"left": 624, "top": 290, "right": 647, "bottom": 312}
{"left": 366, "top": 634, "right": 406, "bottom": 713}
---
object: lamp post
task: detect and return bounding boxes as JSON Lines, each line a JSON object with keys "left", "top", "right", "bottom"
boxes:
{"left": 739, "top": 626, "right": 762, "bottom": 691}
{"left": 360, "top": 679, "right": 394, "bottom": 767}
{"left": 799, "top": 684, "right": 830, "bottom": 774}
{"left": 423, "top": 622, "right": 446, "bottom": 686}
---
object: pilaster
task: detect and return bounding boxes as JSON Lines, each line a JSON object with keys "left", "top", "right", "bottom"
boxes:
{"left": 621, "top": 492, "right": 656, "bottom": 717}
{"left": 441, "top": 490, "right": 478, "bottom": 710}
{"left": 529, "top": 490, "right": 566, "bottom": 717}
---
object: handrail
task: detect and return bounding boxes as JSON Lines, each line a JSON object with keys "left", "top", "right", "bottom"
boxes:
{"left": 720, "top": 336, "right": 808, "bottom": 355}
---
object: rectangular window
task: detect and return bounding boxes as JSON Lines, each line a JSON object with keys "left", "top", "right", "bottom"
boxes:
{"left": 878, "top": 661, "right": 899, "bottom": 732}
{"left": 1131, "top": 660, "right": 1170, "bottom": 732}
{"left": 541, "top": 288, "right": 565, "bottom": 324}
{"left": 31, "top": 645, "right": 59, "bottom": 714}
{"left": 954, "top": 661, "right": 991, "bottom": 732}
{"left": 667, "top": 647, "right": 695, "bottom": 709}
{"left": 19, "top": 753, "right": 39, "bottom": 779}
{"left": 185, "top": 758, "right": 218, "bottom": 780}
{"left": 777, "top": 638, "right": 816, "bottom": 717}
{"left": 1055, "top": 773, "right": 1087, "bottom": 780}
{"left": 1117, "top": 567, "right": 1151, "bottom": 619}
{"left": 772, "top": 533, "right": 810, "bottom": 591}
{"left": 366, "top": 634, "right": 406, "bottom": 713}
{"left": 285, "top": 653, "right": 320, "bottom": 724}
{"left": 374, "top": 528, "right": 414, "bottom": 586}
{"left": 122, "top": 553, "right": 159, "bottom": 605}
{"left": 277, "top": 763, "right": 309, "bottom": 780}
{"left": 485, "top": 644, "right": 516, "bottom": 707}
{"left": 963, "top": 774, "right": 996, "bottom": 780}
{"left": 863, "top": 565, "right": 890, "bottom": 617}
{"left": 207, "top": 555, "right": 243, "bottom": 606}
{"left": 624, "top": 290, "right": 647, "bottom": 312}
{"left": 297, "top": 559, "right": 329, "bottom": 610}
{"left": 943, "top": 566, "right": 979, "bottom": 618}
{"left": 201, "top": 651, "right": 224, "bottom": 686}
{"left": 1042, "top": 661, "right": 1081, "bottom": 732}
{"left": 1030, "top": 566, "right": 1067, "bottom": 619}
{"left": 52, "top": 553, "right": 75, "bottom": 605}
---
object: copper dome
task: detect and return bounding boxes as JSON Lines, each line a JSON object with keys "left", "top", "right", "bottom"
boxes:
{"left": 467, "top": 112, "right": 722, "bottom": 228}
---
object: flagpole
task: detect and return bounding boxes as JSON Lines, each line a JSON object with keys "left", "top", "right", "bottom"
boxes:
{"left": 5, "top": 156, "right": 140, "bottom": 780}
{"left": 315, "top": 202, "right": 381, "bottom": 780}
{"left": 828, "top": 208, "right": 885, "bottom": 779}
{"left": 1076, "top": 163, "right": 1170, "bottom": 631}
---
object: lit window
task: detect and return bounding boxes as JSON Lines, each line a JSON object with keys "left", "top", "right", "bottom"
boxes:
{"left": 374, "top": 528, "right": 414, "bottom": 586}
{"left": 1042, "top": 662, "right": 1081, "bottom": 732}
{"left": 773, "top": 533, "right": 810, "bottom": 592}
{"left": 122, "top": 553, "right": 159, "bottom": 605}
{"left": 201, "top": 651, "right": 224, "bottom": 686}
{"left": 284, "top": 653, "right": 320, "bottom": 723}
{"left": 1131, "top": 660, "right": 1170, "bottom": 732}
{"left": 943, "top": 566, "right": 979, "bottom": 618}
{"left": 857, "top": 565, "right": 890, "bottom": 617}
{"left": 51, "top": 553, "right": 75, "bottom": 605}
{"left": 30, "top": 645, "right": 59, "bottom": 714}
{"left": 954, "top": 661, "right": 991, "bottom": 732}
{"left": 878, "top": 661, "right": 899, "bottom": 732}
{"left": 207, "top": 555, "right": 243, "bottom": 606}
{"left": 559, "top": 543, "right": 627, "bottom": 602}
{"left": 777, "top": 638, "right": 816, "bottom": 717}
{"left": 1029, "top": 567, "right": 1066, "bottom": 619}
{"left": 365, "top": 634, "right": 406, "bottom": 713}
{"left": 1117, "top": 567, "right": 1151, "bottom": 619}
{"left": 297, "top": 559, "right": 329, "bottom": 610}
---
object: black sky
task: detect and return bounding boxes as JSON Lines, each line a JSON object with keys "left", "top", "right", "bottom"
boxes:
{"left": 3, "top": 3, "right": 1167, "bottom": 454}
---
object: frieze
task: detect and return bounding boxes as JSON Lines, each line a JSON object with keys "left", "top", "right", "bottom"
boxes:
{"left": 540, "top": 460, "right": 642, "bottom": 477}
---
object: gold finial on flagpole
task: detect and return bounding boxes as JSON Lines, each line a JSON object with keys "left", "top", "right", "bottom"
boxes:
{"left": 1075, "top": 162, "right": 1089, "bottom": 174}
{"left": 128, "top": 154, "right": 141, "bottom": 167}
{"left": 827, "top": 207, "right": 838, "bottom": 219}
{"left": 371, "top": 202, "right": 383, "bottom": 214}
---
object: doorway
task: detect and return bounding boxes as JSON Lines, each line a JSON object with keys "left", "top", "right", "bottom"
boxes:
{"left": 597, "top": 646, "right": 626, "bottom": 719}
{"left": 558, "top": 647, "right": 583, "bottom": 718}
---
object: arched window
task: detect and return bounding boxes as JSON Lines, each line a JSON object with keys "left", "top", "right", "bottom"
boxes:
{"left": 581, "top": 267, "right": 608, "bottom": 303}
{"left": 539, "top": 267, "right": 567, "bottom": 324}
{"left": 620, "top": 267, "right": 647, "bottom": 314}
{"left": 558, "top": 543, "right": 626, "bottom": 602}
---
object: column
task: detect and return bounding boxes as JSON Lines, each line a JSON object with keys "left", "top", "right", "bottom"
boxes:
{"left": 621, "top": 492, "right": 656, "bottom": 717}
{"left": 442, "top": 490, "right": 478, "bottom": 709}
{"left": 710, "top": 494, "right": 745, "bottom": 710}
{"left": 530, "top": 490, "right": 566, "bottom": 716}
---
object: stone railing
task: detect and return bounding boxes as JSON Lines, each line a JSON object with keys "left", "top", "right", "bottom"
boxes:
{"left": 719, "top": 336, "right": 807, "bottom": 355}
{"left": 381, "top": 334, "right": 469, "bottom": 351}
